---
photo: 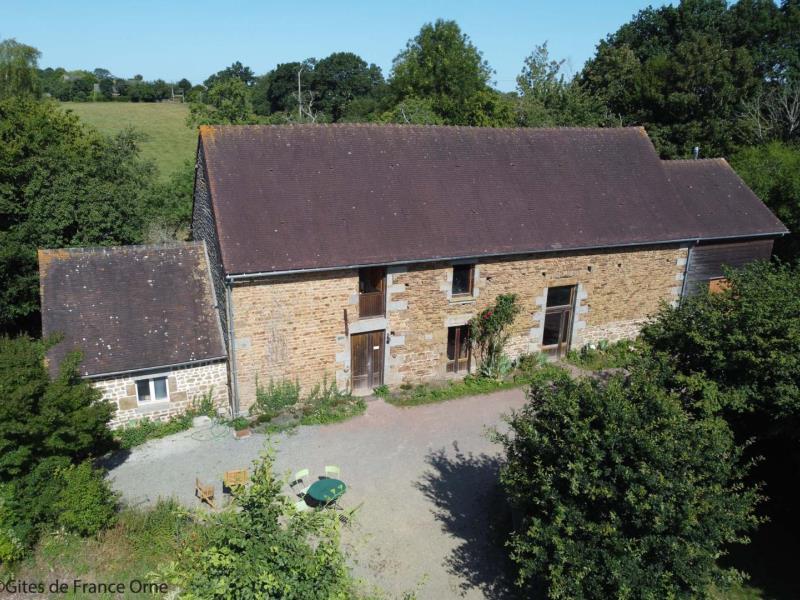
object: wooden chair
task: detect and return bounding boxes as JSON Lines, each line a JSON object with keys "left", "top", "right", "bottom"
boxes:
{"left": 323, "top": 465, "right": 341, "bottom": 480}
{"left": 223, "top": 469, "right": 249, "bottom": 493}
{"left": 290, "top": 468, "right": 311, "bottom": 498}
{"left": 195, "top": 478, "right": 216, "bottom": 509}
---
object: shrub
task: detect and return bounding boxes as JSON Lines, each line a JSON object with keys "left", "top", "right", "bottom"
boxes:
{"left": 566, "top": 339, "right": 639, "bottom": 371}
{"left": 469, "top": 294, "right": 521, "bottom": 379}
{"left": 641, "top": 261, "right": 800, "bottom": 442}
{"left": 161, "top": 445, "right": 356, "bottom": 598}
{"left": 229, "top": 416, "right": 251, "bottom": 431}
{"left": 252, "top": 378, "right": 300, "bottom": 419}
{"left": 0, "top": 336, "right": 115, "bottom": 480}
{"left": 494, "top": 367, "right": 762, "bottom": 598}
{"left": 300, "top": 377, "right": 365, "bottom": 425}
{"left": 192, "top": 388, "right": 217, "bottom": 418}
{"left": 0, "top": 484, "right": 25, "bottom": 563}
{"left": 54, "top": 461, "right": 117, "bottom": 536}
{"left": 114, "top": 413, "right": 194, "bottom": 449}
{"left": 117, "top": 498, "right": 189, "bottom": 556}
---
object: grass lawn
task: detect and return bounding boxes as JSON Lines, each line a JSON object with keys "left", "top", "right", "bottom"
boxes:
{"left": 3, "top": 500, "right": 190, "bottom": 599}
{"left": 60, "top": 102, "right": 196, "bottom": 179}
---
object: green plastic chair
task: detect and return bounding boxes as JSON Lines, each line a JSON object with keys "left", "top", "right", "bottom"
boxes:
{"left": 323, "top": 465, "right": 341, "bottom": 480}
{"left": 290, "top": 468, "right": 311, "bottom": 498}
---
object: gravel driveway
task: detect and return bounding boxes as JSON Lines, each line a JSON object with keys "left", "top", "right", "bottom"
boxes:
{"left": 107, "top": 389, "right": 528, "bottom": 599}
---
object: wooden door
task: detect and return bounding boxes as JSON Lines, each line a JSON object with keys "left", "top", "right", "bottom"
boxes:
{"left": 351, "top": 330, "right": 384, "bottom": 392}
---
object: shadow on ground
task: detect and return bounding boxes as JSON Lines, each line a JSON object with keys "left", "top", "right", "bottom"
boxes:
{"left": 721, "top": 440, "right": 800, "bottom": 599}
{"left": 416, "top": 442, "right": 520, "bottom": 599}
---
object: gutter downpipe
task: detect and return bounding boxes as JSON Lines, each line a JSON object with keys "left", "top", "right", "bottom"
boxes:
{"left": 678, "top": 240, "right": 698, "bottom": 305}
{"left": 225, "top": 283, "right": 240, "bottom": 417}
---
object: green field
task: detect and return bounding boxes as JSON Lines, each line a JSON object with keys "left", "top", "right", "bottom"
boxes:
{"left": 60, "top": 102, "right": 197, "bottom": 179}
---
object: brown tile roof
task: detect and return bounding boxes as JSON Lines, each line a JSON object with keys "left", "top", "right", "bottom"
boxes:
{"left": 39, "top": 242, "right": 226, "bottom": 378}
{"left": 662, "top": 158, "right": 787, "bottom": 240}
{"left": 199, "top": 124, "right": 787, "bottom": 276}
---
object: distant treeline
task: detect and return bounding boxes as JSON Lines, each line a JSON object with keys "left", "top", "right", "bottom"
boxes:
{"left": 38, "top": 67, "right": 191, "bottom": 102}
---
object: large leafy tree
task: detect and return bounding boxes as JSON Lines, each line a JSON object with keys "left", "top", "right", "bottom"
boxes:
{"left": 730, "top": 142, "right": 800, "bottom": 259}
{"left": 203, "top": 60, "right": 256, "bottom": 88}
{"left": 188, "top": 77, "right": 256, "bottom": 126}
{"left": 0, "top": 97, "right": 151, "bottom": 332}
{"left": 516, "top": 43, "right": 608, "bottom": 127}
{"left": 495, "top": 369, "right": 762, "bottom": 598}
{"left": 312, "top": 52, "right": 385, "bottom": 121}
{"left": 390, "top": 19, "right": 506, "bottom": 125}
{"left": 0, "top": 38, "right": 41, "bottom": 100}
{"left": 253, "top": 60, "right": 315, "bottom": 117}
{"left": 581, "top": 0, "right": 794, "bottom": 157}
{"left": 642, "top": 260, "right": 800, "bottom": 444}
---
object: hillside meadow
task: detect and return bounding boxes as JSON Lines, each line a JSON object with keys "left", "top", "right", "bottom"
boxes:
{"left": 60, "top": 101, "right": 197, "bottom": 179}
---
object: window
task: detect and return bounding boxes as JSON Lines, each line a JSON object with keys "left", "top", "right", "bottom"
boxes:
{"left": 447, "top": 325, "right": 471, "bottom": 373}
{"left": 136, "top": 376, "right": 169, "bottom": 404}
{"left": 451, "top": 264, "right": 474, "bottom": 296}
{"left": 358, "top": 267, "right": 386, "bottom": 318}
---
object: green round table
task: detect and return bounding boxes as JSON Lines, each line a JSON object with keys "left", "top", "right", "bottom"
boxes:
{"left": 306, "top": 478, "right": 346, "bottom": 505}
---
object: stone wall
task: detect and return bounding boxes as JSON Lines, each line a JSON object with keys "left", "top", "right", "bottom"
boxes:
{"left": 229, "top": 244, "right": 687, "bottom": 410}
{"left": 230, "top": 270, "right": 358, "bottom": 407}
{"left": 191, "top": 144, "right": 229, "bottom": 342}
{"left": 95, "top": 360, "right": 229, "bottom": 429}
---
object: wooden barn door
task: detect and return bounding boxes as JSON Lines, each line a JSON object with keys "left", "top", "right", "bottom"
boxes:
{"left": 351, "top": 331, "right": 384, "bottom": 392}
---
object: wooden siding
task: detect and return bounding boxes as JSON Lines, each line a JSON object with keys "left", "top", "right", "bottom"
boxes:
{"left": 684, "top": 239, "right": 774, "bottom": 295}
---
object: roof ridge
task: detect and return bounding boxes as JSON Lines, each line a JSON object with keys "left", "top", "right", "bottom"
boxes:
{"left": 38, "top": 241, "right": 203, "bottom": 254}
{"left": 199, "top": 123, "right": 646, "bottom": 134}
{"left": 662, "top": 157, "right": 728, "bottom": 165}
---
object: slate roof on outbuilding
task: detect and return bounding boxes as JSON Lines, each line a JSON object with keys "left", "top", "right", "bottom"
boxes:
{"left": 39, "top": 242, "right": 226, "bottom": 378}
{"left": 663, "top": 158, "right": 786, "bottom": 240}
{"left": 198, "top": 124, "right": 787, "bottom": 276}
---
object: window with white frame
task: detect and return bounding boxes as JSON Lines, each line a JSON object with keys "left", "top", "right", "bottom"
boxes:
{"left": 135, "top": 376, "right": 169, "bottom": 403}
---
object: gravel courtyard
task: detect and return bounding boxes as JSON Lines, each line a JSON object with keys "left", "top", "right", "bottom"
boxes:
{"left": 107, "top": 390, "right": 528, "bottom": 599}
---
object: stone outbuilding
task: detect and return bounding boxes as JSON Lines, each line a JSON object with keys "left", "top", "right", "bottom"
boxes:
{"left": 39, "top": 242, "right": 228, "bottom": 428}
{"left": 192, "top": 124, "right": 787, "bottom": 414}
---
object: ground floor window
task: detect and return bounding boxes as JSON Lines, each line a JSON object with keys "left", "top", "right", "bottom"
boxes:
{"left": 136, "top": 376, "right": 169, "bottom": 403}
{"left": 447, "top": 325, "right": 471, "bottom": 373}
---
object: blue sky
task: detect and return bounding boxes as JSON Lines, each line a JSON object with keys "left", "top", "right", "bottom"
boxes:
{"left": 3, "top": 1, "right": 669, "bottom": 91}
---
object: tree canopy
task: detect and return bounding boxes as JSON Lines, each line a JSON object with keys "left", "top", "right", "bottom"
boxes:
{"left": 0, "top": 38, "right": 41, "bottom": 100}
{"left": 581, "top": 0, "right": 800, "bottom": 157}
{"left": 496, "top": 368, "right": 762, "bottom": 598}
{"left": 389, "top": 19, "right": 500, "bottom": 125}
{"left": 0, "top": 97, "right": 154, "bottom": 332}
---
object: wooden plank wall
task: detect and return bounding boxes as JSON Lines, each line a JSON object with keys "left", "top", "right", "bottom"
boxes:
{"left": 684, "top": 239, "right": 774, "bottom": 295}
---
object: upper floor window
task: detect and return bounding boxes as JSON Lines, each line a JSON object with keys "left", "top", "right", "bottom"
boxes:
{"left": 358, "top": 267, "right": 386, "bottom": 318}
{"left": 136, "top": 376, "right": 169, "bottom": 404}
{"left": 451, "top": 264, "right": 474, "bottom": 296}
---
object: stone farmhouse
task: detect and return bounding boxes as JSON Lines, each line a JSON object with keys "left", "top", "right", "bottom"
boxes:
{"left": 40, "top": 125, "right": 787, "bottom": 424}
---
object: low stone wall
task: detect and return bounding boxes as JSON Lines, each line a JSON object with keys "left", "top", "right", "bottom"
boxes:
{"left": 95, "top": 360, "right": 229, "bottom": 429}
